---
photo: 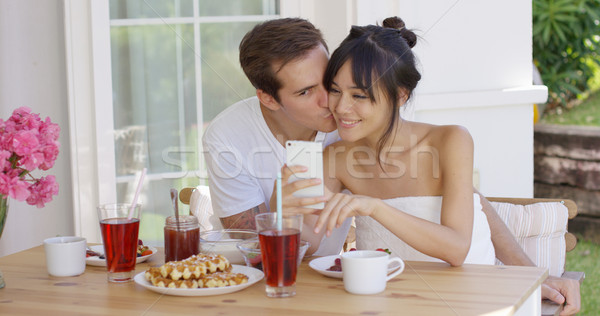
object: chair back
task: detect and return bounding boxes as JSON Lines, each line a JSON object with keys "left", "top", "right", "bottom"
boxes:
{"left": 179, "top": 186, "right": 223, "bottom": 231}
{"left": 488, "top": 197, "right": 577, "bottom": 277}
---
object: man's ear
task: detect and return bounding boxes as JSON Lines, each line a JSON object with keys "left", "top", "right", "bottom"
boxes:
{"left": 257, "top": 89, "right": 281, "bottom": 111}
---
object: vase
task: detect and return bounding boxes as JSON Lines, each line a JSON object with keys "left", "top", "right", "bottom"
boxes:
{"left": 0, "top": 195, "right": 7, "bottom": 289}
{"left": 0, "top": 195, "right": 7, "bottom": 239}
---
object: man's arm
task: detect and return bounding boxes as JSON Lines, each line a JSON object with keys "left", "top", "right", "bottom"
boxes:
{"left": 477, "top": 191, "right": 534, "bottom": 266}
{"left": 477, "top": 190, "right": 581, "bottom": 315}
{"left": 220, "top": 203, "right": 268, "bottom": 230}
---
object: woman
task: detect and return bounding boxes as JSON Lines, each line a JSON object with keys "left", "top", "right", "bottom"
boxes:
{"left": 285, "top": 17, "right": 495, "bottom": 266}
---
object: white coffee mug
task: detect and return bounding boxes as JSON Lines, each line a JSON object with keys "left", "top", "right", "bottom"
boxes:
{"left": 341, "top": 250, "right": 405, "bottom": 295}
{"left": 43, "top": 236, "right": 87, "bottom": 277}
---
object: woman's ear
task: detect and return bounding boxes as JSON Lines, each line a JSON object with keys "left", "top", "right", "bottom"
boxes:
{"left": 398, "top": 88, "right": 409, "bottom": 106}
{"left": 257, "top": 89, "right": 281, "bottom": 111}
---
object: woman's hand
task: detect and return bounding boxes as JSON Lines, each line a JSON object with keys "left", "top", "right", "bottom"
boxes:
{"left": 314, "top": 193, "right": 379, "bottom": 236}
{"left": 269, "top": 164, "right": 328, "bottom": 216}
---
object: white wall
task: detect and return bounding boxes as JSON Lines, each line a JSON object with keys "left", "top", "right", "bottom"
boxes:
{"left": 0, "top": 0, "right": 73, "bottom": 256}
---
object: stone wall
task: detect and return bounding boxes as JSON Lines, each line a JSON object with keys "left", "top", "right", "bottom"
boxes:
{"left": 534, "top": 124, "right": 600, "bottom": 243}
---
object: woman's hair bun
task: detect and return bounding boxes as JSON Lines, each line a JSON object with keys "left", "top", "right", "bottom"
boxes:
{"left": 382, "top": 16, "right": 417, "bottom": 48}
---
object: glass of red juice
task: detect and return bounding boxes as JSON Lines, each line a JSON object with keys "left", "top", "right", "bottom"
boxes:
{"left": 255, "top": 213, "right": 302, "bottom": 298}
{"left": 97, "top": 203, "right": 142, "bottom": 283}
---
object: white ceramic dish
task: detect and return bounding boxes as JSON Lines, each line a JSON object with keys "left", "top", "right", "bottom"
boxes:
{"left": 200, "top": 229, "right": 257, "bottom": 265}
{"left": 85, "top": 245, "right": 157, "bottom": 267}
{"left": 134, "top": 265, "right": 264, "bottom": 296}
{"left": 309, "top": 255, "right": 402, "bottom": 279}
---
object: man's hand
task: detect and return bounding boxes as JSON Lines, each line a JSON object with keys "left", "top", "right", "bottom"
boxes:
{"left": 542, "top": 275, "right": 581, "bottom": 315}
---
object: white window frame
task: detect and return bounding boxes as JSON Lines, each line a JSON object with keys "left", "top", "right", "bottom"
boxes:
{"left": 64, "top": 0, "right": 312, "bottom": 242}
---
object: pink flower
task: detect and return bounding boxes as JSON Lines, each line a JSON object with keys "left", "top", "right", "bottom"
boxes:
{"left": 26, "top": 175, "right": 59, "bottom": 208}
{"left": 20, "top": 152, "right": 45, "bottom": 171}
{"left": 10, "top": 107, "right": 41, "bottom": 131}
{"left": 39, "top": 118, "right": 60, "bottom": 144}
{"left": 0, "top": 106, "right": 60, "bottom": 207}
{"left": 0, "top": 150, "right": 11, "bottom": 170}
{"left": 0, "top": 173, "right": 30, "bottom": 201}
{"left": 12, "top": 130, "right": 40, "bottom": 157}
{"left": 39, "top": 145, "right": 59, "bottom": 170}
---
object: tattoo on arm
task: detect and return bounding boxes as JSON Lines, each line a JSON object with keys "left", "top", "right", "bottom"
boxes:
{"left": 220, "top": 205, "right": 267, "bottom": 230}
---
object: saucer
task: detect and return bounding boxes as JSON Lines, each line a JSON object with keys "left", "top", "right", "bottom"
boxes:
{"left": 309, "top": 255, "right": 402, "bottom": 279}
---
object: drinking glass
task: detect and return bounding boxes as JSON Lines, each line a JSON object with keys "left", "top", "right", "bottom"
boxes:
{"left": 96, "top": 203, "right": 142, "bottom": 282}
{"left": 255, "top": 213, "right": 302, "bottom": 298}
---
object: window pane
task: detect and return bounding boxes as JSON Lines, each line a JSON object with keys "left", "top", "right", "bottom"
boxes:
{"left": 111, "top": 23, "right": 201, "bottom": 243}
{"left": 200, "top": 22, "right": 256, "bottom": 122}
{"left": 110, "top": 0, "right": 193, "bottom": 19}
{"left": 108, "top": 1, "right": 279, "bottom": 246}
{"left": 111, "top": 24, "right": 198, "bottom": 176}
{"left": 199, "top": 0, "right": 278, "bottom": 16}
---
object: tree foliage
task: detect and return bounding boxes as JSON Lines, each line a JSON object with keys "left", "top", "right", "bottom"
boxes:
{"left": 533, "top": 0, "right": 600, "bottom": 111}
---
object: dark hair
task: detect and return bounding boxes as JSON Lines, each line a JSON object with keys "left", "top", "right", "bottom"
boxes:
{"left": 323, "top": 16, "right": 421, "bottom": 161}
{"left": 239, "top": 18, "right": 328, "bottom": 102}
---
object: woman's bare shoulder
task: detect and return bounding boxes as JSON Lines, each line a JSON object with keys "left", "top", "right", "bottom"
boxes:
{"left": 429, "top": 124, "right": 473, "bottom": 144}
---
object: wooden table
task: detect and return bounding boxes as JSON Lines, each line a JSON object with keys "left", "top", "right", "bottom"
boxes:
{"left": 0, "top": 245, "right": 547, "bottom": 315}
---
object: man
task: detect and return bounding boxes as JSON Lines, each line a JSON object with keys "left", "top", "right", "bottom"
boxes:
{"left": 202, "top": 18, "right": 580, "bottom": 314}
{"left": 202, "top": 18, "right": 351, "bottom": 256}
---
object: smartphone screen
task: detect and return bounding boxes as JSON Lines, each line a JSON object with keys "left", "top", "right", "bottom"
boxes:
{"left": 285, "top": 140, "right": 325, "bottom": 209}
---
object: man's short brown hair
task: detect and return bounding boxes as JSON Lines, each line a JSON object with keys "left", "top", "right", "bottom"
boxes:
{"left": 239, "top": 18, "right": 328, "bottom": 102}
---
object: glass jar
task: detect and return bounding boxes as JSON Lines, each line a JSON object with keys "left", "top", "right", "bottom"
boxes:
{"left": 164, "top": 215, "right": 200, "bottom": 262}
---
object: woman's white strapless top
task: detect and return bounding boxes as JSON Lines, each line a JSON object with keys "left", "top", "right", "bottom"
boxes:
{"left": 355, "top": 193, "right": 496, "bottom": 265}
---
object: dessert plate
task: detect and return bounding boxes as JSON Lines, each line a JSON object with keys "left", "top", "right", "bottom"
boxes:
{"left": 134, "top": 265, "right": 264, "bottom": 296}
{"left": 86, "top": 245, "right": 157, "bottom": 267}
{"left": 309, "top": 255, "right": 403, "bottom": 279}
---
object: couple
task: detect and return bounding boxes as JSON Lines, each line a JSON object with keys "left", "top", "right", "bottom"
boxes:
{"left": 203, "top": 17, "right": 579, "bottom": 313}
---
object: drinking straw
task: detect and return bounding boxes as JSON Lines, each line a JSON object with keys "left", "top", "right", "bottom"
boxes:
{"left": 277, "top": 171, "right": 282, "bottom": 230}
{"left": 127, "top": 168, "right": 146, "bottom": 220}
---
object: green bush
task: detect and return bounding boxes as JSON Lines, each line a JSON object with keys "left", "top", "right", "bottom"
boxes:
{"left": 533, "top": 0, "right": 600, "bottom": 111}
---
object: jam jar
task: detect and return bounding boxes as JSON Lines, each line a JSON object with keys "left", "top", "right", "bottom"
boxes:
{"left": 164, "top": 215, "right": 200, "bottom": 262}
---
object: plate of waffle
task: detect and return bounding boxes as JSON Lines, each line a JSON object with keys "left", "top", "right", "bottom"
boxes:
{"left": 86, "top": 245, "right": 157, "bottom": 267}
{"left": 134, "top": 253, "right": 264, "bottom": 296}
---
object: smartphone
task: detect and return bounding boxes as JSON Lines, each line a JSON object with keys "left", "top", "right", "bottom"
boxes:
{"left": 285, "top": 140, "right": 325, "bottom": 209}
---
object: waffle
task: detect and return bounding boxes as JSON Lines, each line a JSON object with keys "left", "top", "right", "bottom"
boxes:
{"left": 199, "top": 272, "right": 249, "bottom": 288}
{"left": 148, "top": 275, "right": 200, "bottom": 289}
{"left": 145, "top": 269, "right": 249, "bottom": 288}
{"left": 157, "top": 253, "right": 231, "bottom": 281}
{"left": 144, "top": 253, "right": 248, "bottom": 289}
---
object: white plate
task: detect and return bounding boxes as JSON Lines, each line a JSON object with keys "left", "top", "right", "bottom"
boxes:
{"left": 134, "top": 265, "right": 264, "bottom": 296}
{"left": 85, "top": 245, "right": 157, "bottom": 267}
{"left": 309, "top": 255, "right": 402, "bottom": 279}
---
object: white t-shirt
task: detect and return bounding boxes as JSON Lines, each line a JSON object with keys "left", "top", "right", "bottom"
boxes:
{"left": 202, "top": 96, "right": 350, "bottom": 256}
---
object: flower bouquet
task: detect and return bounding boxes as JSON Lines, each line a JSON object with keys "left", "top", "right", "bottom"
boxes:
{"left": 0, "top": 106, "right": 60, "bottom": 288}
{"left": 0, "top": 107, "right": 60, "bottom": 232}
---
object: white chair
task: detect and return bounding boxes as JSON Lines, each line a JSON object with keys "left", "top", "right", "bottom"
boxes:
{"left": 179, "top": 186, "right": 223, "bottom": 231}
{"left": 488, "top": 197, "right": 584, "bottom": 316}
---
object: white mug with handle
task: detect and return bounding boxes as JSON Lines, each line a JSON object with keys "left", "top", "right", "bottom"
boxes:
{"left": 341, "top": 250, "right": 405, "bottom": 295}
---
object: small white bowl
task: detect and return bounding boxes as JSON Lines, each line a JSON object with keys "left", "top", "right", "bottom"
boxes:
{"left": 200, "top": 229, "right": 257, "bottom": 264}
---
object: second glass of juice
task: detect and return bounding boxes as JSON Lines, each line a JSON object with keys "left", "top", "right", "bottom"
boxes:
{"left": 255, "top": 213, "right": 302, "bottom": 298}
{"left": 164, "top": 215, "right": 200, "bottom": 262}
{"left": 97, "top": 203, "right": 142, "bottom": 283}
